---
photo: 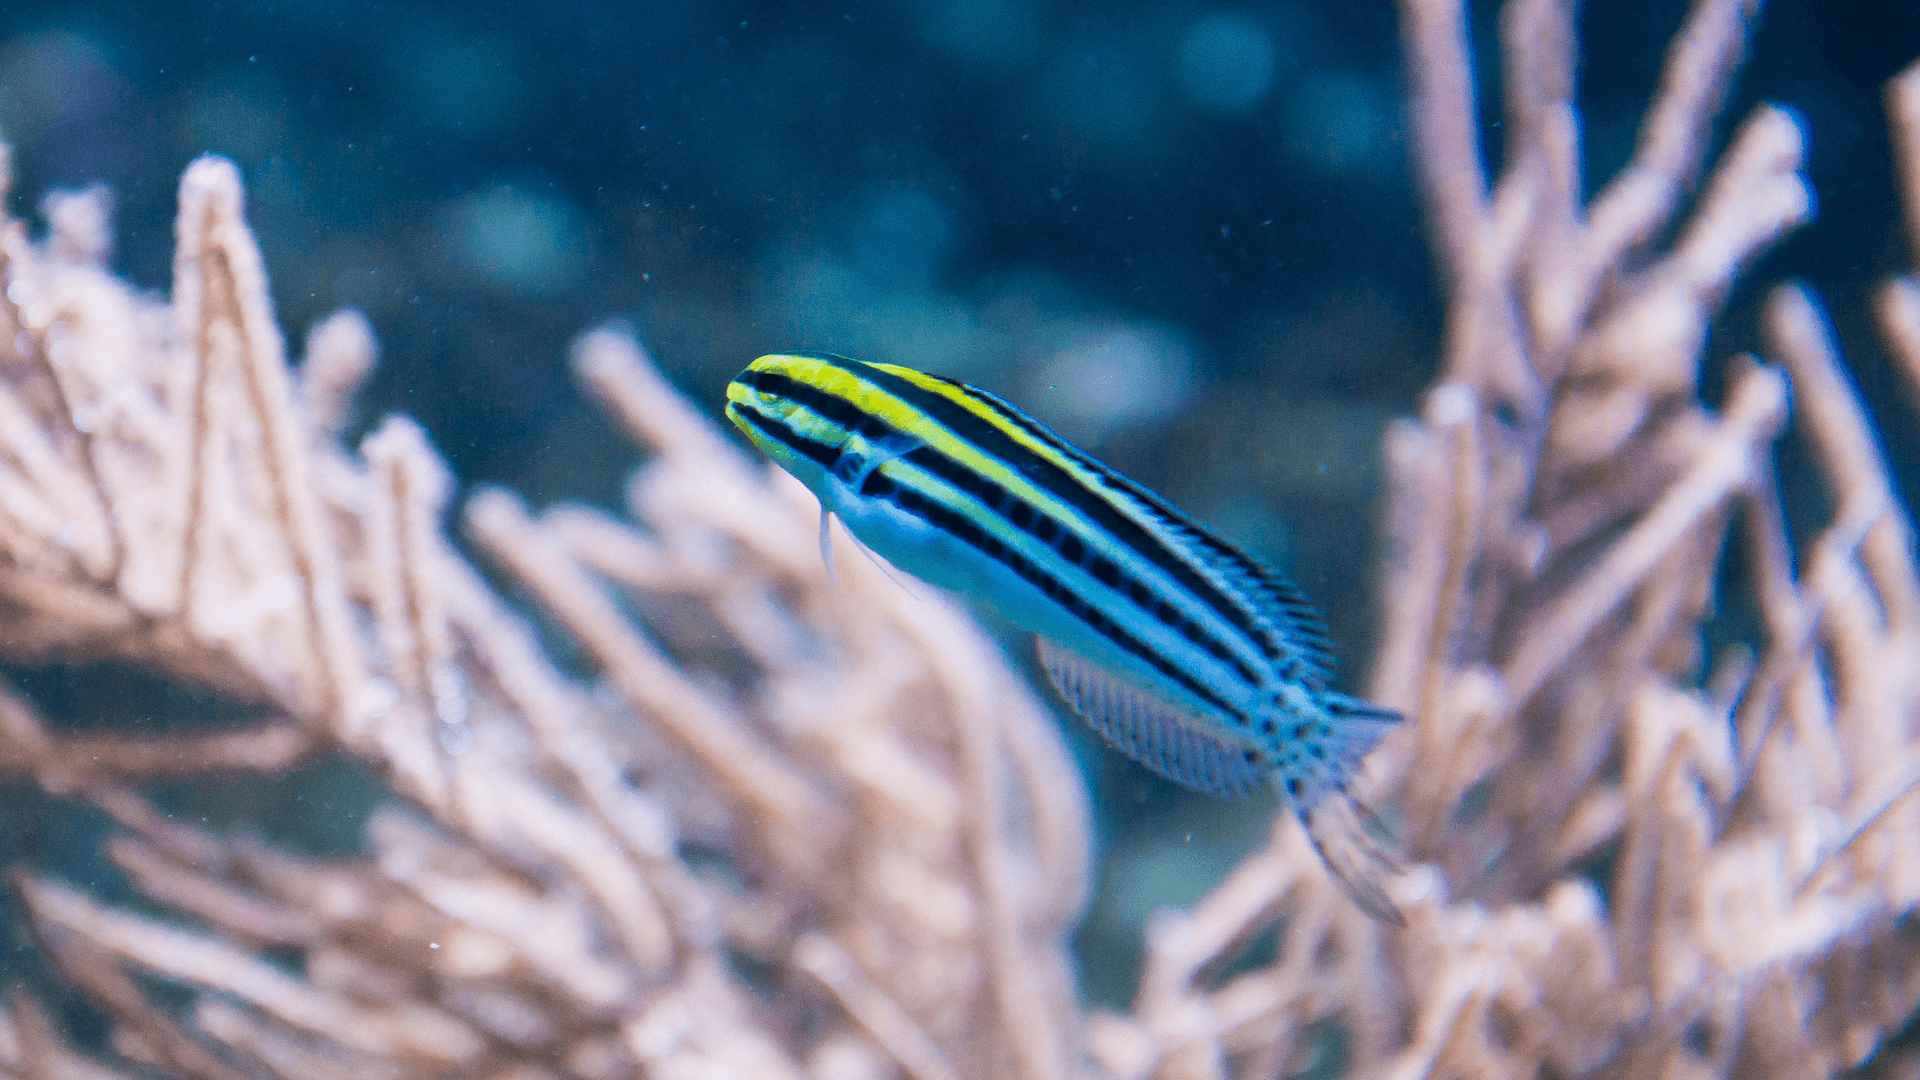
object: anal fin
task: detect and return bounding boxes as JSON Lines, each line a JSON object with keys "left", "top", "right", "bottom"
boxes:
{"left": 1036, "top": 637, "right": 1265, "bottom": 798}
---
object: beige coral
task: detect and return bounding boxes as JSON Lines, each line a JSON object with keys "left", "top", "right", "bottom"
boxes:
{"left": 0, "top": 151, "right": 1089, "bottom": 1080}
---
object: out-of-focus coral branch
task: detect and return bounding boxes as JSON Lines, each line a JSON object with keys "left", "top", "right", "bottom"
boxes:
{"left": 1892, "top": 61, "right": 1920, "bottom": 266}
{"left": 0, "top": 139, "right": 1092, "bottom": 1080}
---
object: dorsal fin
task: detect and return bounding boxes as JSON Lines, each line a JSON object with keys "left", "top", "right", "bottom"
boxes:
{"left": 1101, "top": 478, "right": 1335, "bottom": 684}
{"left": 1036, "top": 637, "right": 1267, "bottom": 798}
{"left": 947, "top": 379, "right": 1335, "bottom": 683}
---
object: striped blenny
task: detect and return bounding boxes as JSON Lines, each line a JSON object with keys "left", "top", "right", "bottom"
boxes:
{"left": 726, "top": 352, "right": 1405, "bottom": 923}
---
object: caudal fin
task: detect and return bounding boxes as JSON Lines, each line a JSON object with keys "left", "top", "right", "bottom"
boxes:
{"left": 1298, "top": 691, "right": 1405, "bottom": 924}
{"left": 1320, "top": 692, "right": 1402, "bottom": 759}
{"left": 1302, "top": 789, "right": 1406, "bottom": 926}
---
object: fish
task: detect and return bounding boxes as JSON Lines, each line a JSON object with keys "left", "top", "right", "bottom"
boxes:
{"left": 725, "top": 351, "right": 1406, "bottom": 924}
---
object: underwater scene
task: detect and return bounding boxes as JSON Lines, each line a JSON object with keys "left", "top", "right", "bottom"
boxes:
{"left": 0, "top": 0, "right": 1915, "bottom": 1076}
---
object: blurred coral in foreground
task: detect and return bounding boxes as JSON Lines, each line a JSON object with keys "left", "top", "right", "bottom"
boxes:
{"left": 0, "top": 1, "right": 1915, "bottom": 1079}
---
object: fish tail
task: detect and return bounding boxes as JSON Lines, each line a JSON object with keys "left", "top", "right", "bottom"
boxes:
{"left": 1319, "top": 691, "right": 1402, "bottom": 760}
{"left": 1301, "top": 786, "right": 1407, "bottom": 926}
{"left": 1289, "top": 691, "right": 1406, "bottom": 924}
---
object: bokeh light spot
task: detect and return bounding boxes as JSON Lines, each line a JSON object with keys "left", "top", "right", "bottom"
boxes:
{"left": 1281, "top": 71, "right": 1399, "bottom": 181}
{"left": 454, "top": 184, "right": 588, "bottom": 292}
{"left": 849, "top": 189, "right": 956, "bottom": 288}
{"left": 1031, "top": 326, "right": 1195, "bottom": 444}
{"left": 911, "top": 0, "right": 1043, "bottom": 70}
{"left": 1176, "top": 12, "right": 1276, "bottom": 114}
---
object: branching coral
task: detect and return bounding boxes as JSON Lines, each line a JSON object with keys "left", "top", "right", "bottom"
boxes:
{"left": 0, "top": 153, "right": 1090, "bottom": 1080}
{"left": 0, "top": 2, "right": 1913, "bottom": 1079}
{"left": 1085, "top": 3, "right": 1920, "bottom": 1078}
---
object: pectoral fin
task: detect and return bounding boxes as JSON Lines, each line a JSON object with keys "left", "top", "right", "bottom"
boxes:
{"left": 834, "top": 430, "right": 923, "bottom": 492}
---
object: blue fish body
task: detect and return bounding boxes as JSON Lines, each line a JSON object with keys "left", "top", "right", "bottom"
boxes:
{"left": 727, "top": 352, "right": 1405, "bottom": 923}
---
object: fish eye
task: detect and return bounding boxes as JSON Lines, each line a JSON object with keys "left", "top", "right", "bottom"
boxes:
{"left": 754, "top": 389, "right": 781, "bottom": 405}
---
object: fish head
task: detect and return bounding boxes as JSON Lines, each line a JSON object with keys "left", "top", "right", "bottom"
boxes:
{"left": 726, "top": 353, "right": 849, "bottom": 488}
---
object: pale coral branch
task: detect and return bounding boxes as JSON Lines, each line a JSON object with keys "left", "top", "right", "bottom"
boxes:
{"left": 1367, "top": 419, "right": 1453, "bottom": 725}
{"left": 31, "top": 931, "right": 253, "bottom": 1080}
{"left": 1765, "top": 284, "right": 1920, "bottom": 637}
{"left": 86, "top": 785, "right": 232, "bottom": 872}
{"left": 1501, "top": 363, "right": 1786, "bottom": 709}
{"left": 358, "top": 808, "right": 645, "bottom": 1013}
{"left": 166, "top": 161, "right": 227, "bottom": 625}
{"left": 1890, "top": 59, "right": 1920, "bottom": 265}
{"left": 1726, "top": 489, "right": 1876, "bottom": 796}
{"left": 431, "top": 550, "right": 684, "bottom": 870}
{"left": 833, "top": 522, "right": 1083, "bottom": 1080}
{"left": 587, "top": 327, "right": 824, "bottom": 589}
{"left": 174, "top": 158, "right": 368, "bottom": 732}
{"left": 1799, "top": 755, "right": 1920, "bottom": 898}
{"left": 42, "top": 184, "right": 112, "bottom": 267}
{"left": 22, "top": 724, "right": 318, "bottom": 783}
{"left": 1397, "top": 0, "right": 1492, "bottom": 292}
{"left": 465, "top": 488, "right": 832, "bottom": 859}
{"left": 10, "top": 990, "right": 145, "bottom": 1080}
{"left": 1497, "top": 0, "right": 1577, "bottom": 231}
{"left": 1880, "top": 278, "right": 1920, "bottom": 406}
{"left": 22, "top": 192, "right": 123, "bottom": 583}
{"left": 454, "top": 758, "right": 682, "bottom": 977}
{"left": 191, "top": 1002, "right": 395, "bottom": 1080}
{"left": 105, "top": 835, "right": 320, "bottom": 949}
{"left": 1583, "top": 0, "right": 1758, "bottom": 271}
{"left": 991, "top": 663, "right": 1097, "bottom": 933}
{"left": 1498, "top": 0, "right": 1584, "bottom": 364}
{"left": 202, "top": 163, "right": 368, "bottom": 740}
{"left": 298, "top": 311, "right": 377, "bottom": 440}
{"left": 573, "top": 325, "right": 741, "bottom": 470}
{"left": 544, "top": 505, "right": 711, "bottom": 593}
{"left": 1664, "top": 107, "right": 1812, "bottom": 300}
{"left": 0, "top": 678, "right": 315, "bottom": 789}
{"left": 1133, "top": 822, "right": 1329, "bottom": 1039}
{"left": 793, "top": 932, "right": 962, "bottom": 1080}
{"left": 359, "top": 416, "right": 453, "bottom": 807}
{"left": 1393, "top": 383, "right": 1486, "bottom": 835}
{"left": 19, "top": 876, "right": 488, "bottom": 1067}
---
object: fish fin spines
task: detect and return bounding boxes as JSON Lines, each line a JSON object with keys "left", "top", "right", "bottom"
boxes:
{"left": 1037, "top": 637, "right": 1266, "bottom": 798}
{"left": 1100, "top": 491, "right": 1337, "bottom": 683}
{"left": 1301, "top": 788, "right": 1407, "bottom": 926}
{"left": 934, "top": 377, "right": 1336, "bottom": 682}
{"left": 1319, "top": 692, "right": 1402, "bottom": 763}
